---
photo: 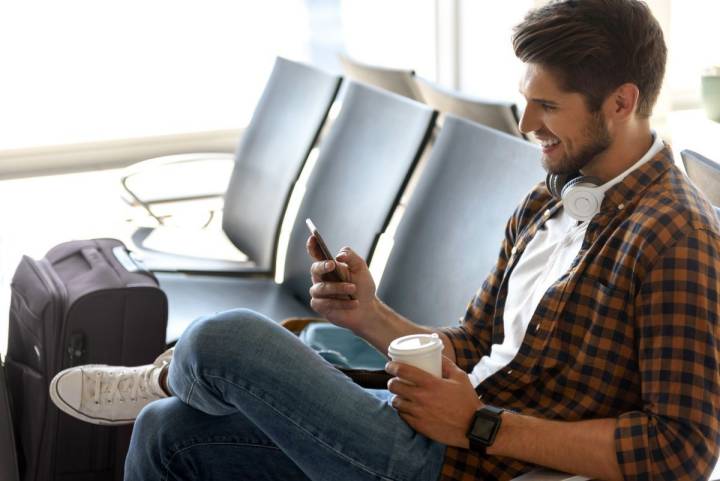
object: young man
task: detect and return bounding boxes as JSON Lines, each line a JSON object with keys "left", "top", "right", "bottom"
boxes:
{"left": 49, "top": 1, "right": 720, "bottom": 480}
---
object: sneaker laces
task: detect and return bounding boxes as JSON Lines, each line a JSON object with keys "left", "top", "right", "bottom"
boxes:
{"left": 90, "top": 367, "right": 155, "bottom": 405}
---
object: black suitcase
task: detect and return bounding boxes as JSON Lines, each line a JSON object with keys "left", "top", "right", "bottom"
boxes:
{"left": 4, "top": 238, "right": 168, "bottom": 481}
{"left": 1, "top": 354, "right": 20, "bottom": 481}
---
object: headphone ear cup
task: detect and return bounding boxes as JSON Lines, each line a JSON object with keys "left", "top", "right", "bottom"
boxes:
{"left": 546, "top": 173, "right": 576, "bottom": 199}
{"left": 561, "top": 176, "right": 604, "bottom": 222}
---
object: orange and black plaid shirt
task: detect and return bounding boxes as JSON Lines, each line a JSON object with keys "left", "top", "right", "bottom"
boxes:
{"left": 439, "top": 146, "right": 720, "bottom": 481}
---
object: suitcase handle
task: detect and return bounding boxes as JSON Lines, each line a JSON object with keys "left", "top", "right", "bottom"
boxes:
{"left": 80, "top": 246, "right": 148, "bottom": 274}
{"left": 110, "top": 246, "right": 149, "bottom": 274}
{"left": 80, "top": 247, "right": 105, "bottom": 269}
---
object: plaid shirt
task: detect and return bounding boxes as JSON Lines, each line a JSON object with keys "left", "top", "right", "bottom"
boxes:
{"left": 439, "top": 146, "right": 720, "bottom": 481}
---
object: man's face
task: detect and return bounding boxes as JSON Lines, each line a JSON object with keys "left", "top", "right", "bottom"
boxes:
{"left": 518, "top": 64, "right": 612, "bottom": 176}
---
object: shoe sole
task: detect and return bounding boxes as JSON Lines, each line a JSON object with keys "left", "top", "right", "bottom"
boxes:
{"left": 49, "top": 368, "right": 136, "bottom": 426}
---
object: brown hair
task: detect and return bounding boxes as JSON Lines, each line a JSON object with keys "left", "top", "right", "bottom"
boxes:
{"left": 512, "top": 0, "right": 666, "bottom": 118}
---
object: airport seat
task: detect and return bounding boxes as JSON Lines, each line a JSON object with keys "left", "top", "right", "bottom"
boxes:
{"left": 681, "top": 149, "right": 720, "bottom": 206}
{"left": 123, "top": 57, "right": 342, "bottom": 274}
{"left": 339, "top": 53, "right": 423, "bottom": 101}
{"left": 159, "top": 81, "right": 436, "bottom": 343}
{"left": 299, "top": 115, "right": 543, "bottom": 369}
{"left": 415, "top": 76, "right": 526, "bottom": 139}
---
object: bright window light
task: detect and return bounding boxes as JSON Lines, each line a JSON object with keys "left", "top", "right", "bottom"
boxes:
{"left": 0, "top": 1, "right": 311, "bottom": 150}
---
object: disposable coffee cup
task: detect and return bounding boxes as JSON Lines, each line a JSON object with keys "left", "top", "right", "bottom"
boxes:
{"left": 388, "top": 333, "right": 443, "bottom": 378}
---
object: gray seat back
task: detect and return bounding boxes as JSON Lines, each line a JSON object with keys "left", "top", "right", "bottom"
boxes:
{"left": 339, "top": 54, "right": 423, "bottom": 101}
{"left": 377, "top": 115, "right": 543, "bottom": 326}
{"left": 283, "top": 81, "right": 436, "bottom": 301}
{"left": 415, "top": 76, "right": 526, "bottom": 139}
{"left": 681, "top": 149, "right": 720, "bottom": 206}
{"left": 222, "top": 57, "right": 341, "bottom": 271}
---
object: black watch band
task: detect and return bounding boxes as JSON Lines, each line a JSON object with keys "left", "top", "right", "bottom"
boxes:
{"left": 467, "top": 405, "right": 505, "bottom": 455}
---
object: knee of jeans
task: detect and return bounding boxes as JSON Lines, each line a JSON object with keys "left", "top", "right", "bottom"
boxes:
{"left": 174, "top": 308, "right": 275, "bottom": 371}
{"left": 129, "top": 399, "right": 177, "bottom": 463}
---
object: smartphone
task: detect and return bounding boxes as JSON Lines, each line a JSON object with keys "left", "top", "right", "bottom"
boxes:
{"left": 306, "top": 218, "right": 354, "bottom": 299}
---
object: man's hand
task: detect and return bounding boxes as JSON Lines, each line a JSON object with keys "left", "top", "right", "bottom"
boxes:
{"left": 386, "top": 356, "right": 482, "bottom": 448}
{"left": 307, "top": 236, "right": 380, "bottom": 333}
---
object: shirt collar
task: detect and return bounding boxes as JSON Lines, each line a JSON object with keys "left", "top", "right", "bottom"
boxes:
{"left": 599, "top": 139, "right": 674, "bottom": 213}
{"left": 598, "top": 132, "right": 665, "bottom": 193}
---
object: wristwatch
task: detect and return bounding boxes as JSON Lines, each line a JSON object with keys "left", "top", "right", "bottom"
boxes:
{"left": 467, "top": 405, "right": 505, "bottom": 455}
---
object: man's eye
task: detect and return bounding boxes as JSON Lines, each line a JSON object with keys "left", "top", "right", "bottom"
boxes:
{"left": 541, "top": 104, "right": 557, "bottom": 112}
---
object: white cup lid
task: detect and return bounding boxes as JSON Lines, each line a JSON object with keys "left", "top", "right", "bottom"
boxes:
{"left": 388, "top": 333, "right": 442, "bottom": 356}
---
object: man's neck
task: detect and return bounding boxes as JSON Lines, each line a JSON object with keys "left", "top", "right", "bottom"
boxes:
{"left": 580, "top": 121, "right": 654, "bottom": 183}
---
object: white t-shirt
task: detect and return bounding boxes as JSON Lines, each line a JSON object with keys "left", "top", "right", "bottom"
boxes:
{"left": 468, "top": 134, "right": 665, "bottom": 388}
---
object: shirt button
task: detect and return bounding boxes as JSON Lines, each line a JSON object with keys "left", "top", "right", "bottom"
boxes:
{"left": 535, "top": 323, "right": 541, "bottom": 331}
{"left": 618, "top": 203, "right": 625, "bottom": 210}
{"left": 507, "top": 369, "right": 513, "bottom": 375}
{"left": 543, "top": 209, "right": 551, "bottom": 218}
{"left": 511, "top": 246, "right": 517, "bottom": 255}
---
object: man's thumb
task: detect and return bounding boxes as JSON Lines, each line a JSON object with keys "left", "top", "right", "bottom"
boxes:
{"left": 441, "top": 355, "right": 463, "bottom": 379}
{"left": 336, "top": 247, "right": 366, "bottom": 271}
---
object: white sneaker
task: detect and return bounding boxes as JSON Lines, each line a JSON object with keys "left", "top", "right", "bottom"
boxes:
{"left": 49, "top": 348, "right": 173, "bottom": 425}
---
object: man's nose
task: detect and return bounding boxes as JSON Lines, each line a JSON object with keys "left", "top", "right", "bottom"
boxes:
{"left": 518, "top": 105, "right": 540, "bottom": 135}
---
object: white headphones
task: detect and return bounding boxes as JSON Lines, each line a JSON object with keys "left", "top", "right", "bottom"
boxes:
{"left": 546, "top": 173, "right": 608, "bottom": 222}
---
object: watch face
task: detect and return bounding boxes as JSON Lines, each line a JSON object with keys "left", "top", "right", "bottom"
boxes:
{"left": 471, "top": 418, "right": 496, "bottom": 442}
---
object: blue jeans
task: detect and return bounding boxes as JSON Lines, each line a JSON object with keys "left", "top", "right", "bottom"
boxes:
{"left": 124, "top": 309, "right": 446, "bottom": 480}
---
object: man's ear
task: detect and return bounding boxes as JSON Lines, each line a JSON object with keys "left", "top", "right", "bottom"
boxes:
{"left": 605, "top": 83, "right": 640, "bottom": 120}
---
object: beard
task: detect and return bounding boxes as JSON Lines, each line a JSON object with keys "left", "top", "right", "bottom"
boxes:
{"left": 543, "top": 111, "right": 612, "bottom": 176}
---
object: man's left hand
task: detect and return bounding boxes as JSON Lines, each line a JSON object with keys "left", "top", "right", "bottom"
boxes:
{"left": 386, "top": 356, "right": 482, "bottom": 448}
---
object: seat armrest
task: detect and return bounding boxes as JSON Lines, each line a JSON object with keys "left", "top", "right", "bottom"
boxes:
{"left": 129, "top": 226, "right": 272, "bottom": 276}
{"left": 132, "top": 248, "right": 264, "bottom": 275}
{"left": 120, "top": 152, "right": 235, "bottom": 222}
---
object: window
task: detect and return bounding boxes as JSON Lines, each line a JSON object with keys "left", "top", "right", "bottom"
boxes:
{"left": 458, "top": 0, "right": 533, "bottom": 105}
{"left": 0, "top": 1, "right": 317, "bottom": 151}
{"left": 339, "top": 0, "right": 436, "bottom": 79}
{"left": 664, "top": 0, "right": 720, "bottom": 109}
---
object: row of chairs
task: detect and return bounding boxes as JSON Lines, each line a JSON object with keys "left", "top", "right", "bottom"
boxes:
{"left": 121, "top": 55, "right": 526, "bottom": 263}
{"left": 118, "top": 56, "right": 542, "bottom": 345}
{"left": 339, "top": 54, "right": 526, "bottom": 138}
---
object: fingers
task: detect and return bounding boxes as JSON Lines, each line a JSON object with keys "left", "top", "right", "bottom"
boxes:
{"left": 390, "top": 395, "right": 420, "bottom": 417}
{"left": 335, "top": 247, "right": 368, "bottom": 272}
{"left": 310, "top": 297, "right": 359, "bottom": 312}
{"left": 310, "top": 259, "right": 337, "bottom": 283}
{"left": 385, "top": 361, "right": 434, "bottom": 388}
{"left": 306, "top": 235, "right": 325, "bottom": 262}
{"left": 309, "top": 280, "right": 356, "bottom": 299}
{"left": 387, "top": 376, "right": 415, "bottom": 397}
{"left": 307, "top": 238, "right": 363, "bottom": 272}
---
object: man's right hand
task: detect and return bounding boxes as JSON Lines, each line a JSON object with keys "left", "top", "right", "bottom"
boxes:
{"left": 307, "top": 235, "right": 380, "bottom": 334}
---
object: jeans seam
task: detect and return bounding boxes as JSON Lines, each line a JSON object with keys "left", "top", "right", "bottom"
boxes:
{"left": 161, "top": 442, "right": 283, "bottom": 481}
{"left": 204, "top": 373, "right": 400, "bottom": 481}
{"left": 183, "top": 372, "right": 199, "bottom": 405}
